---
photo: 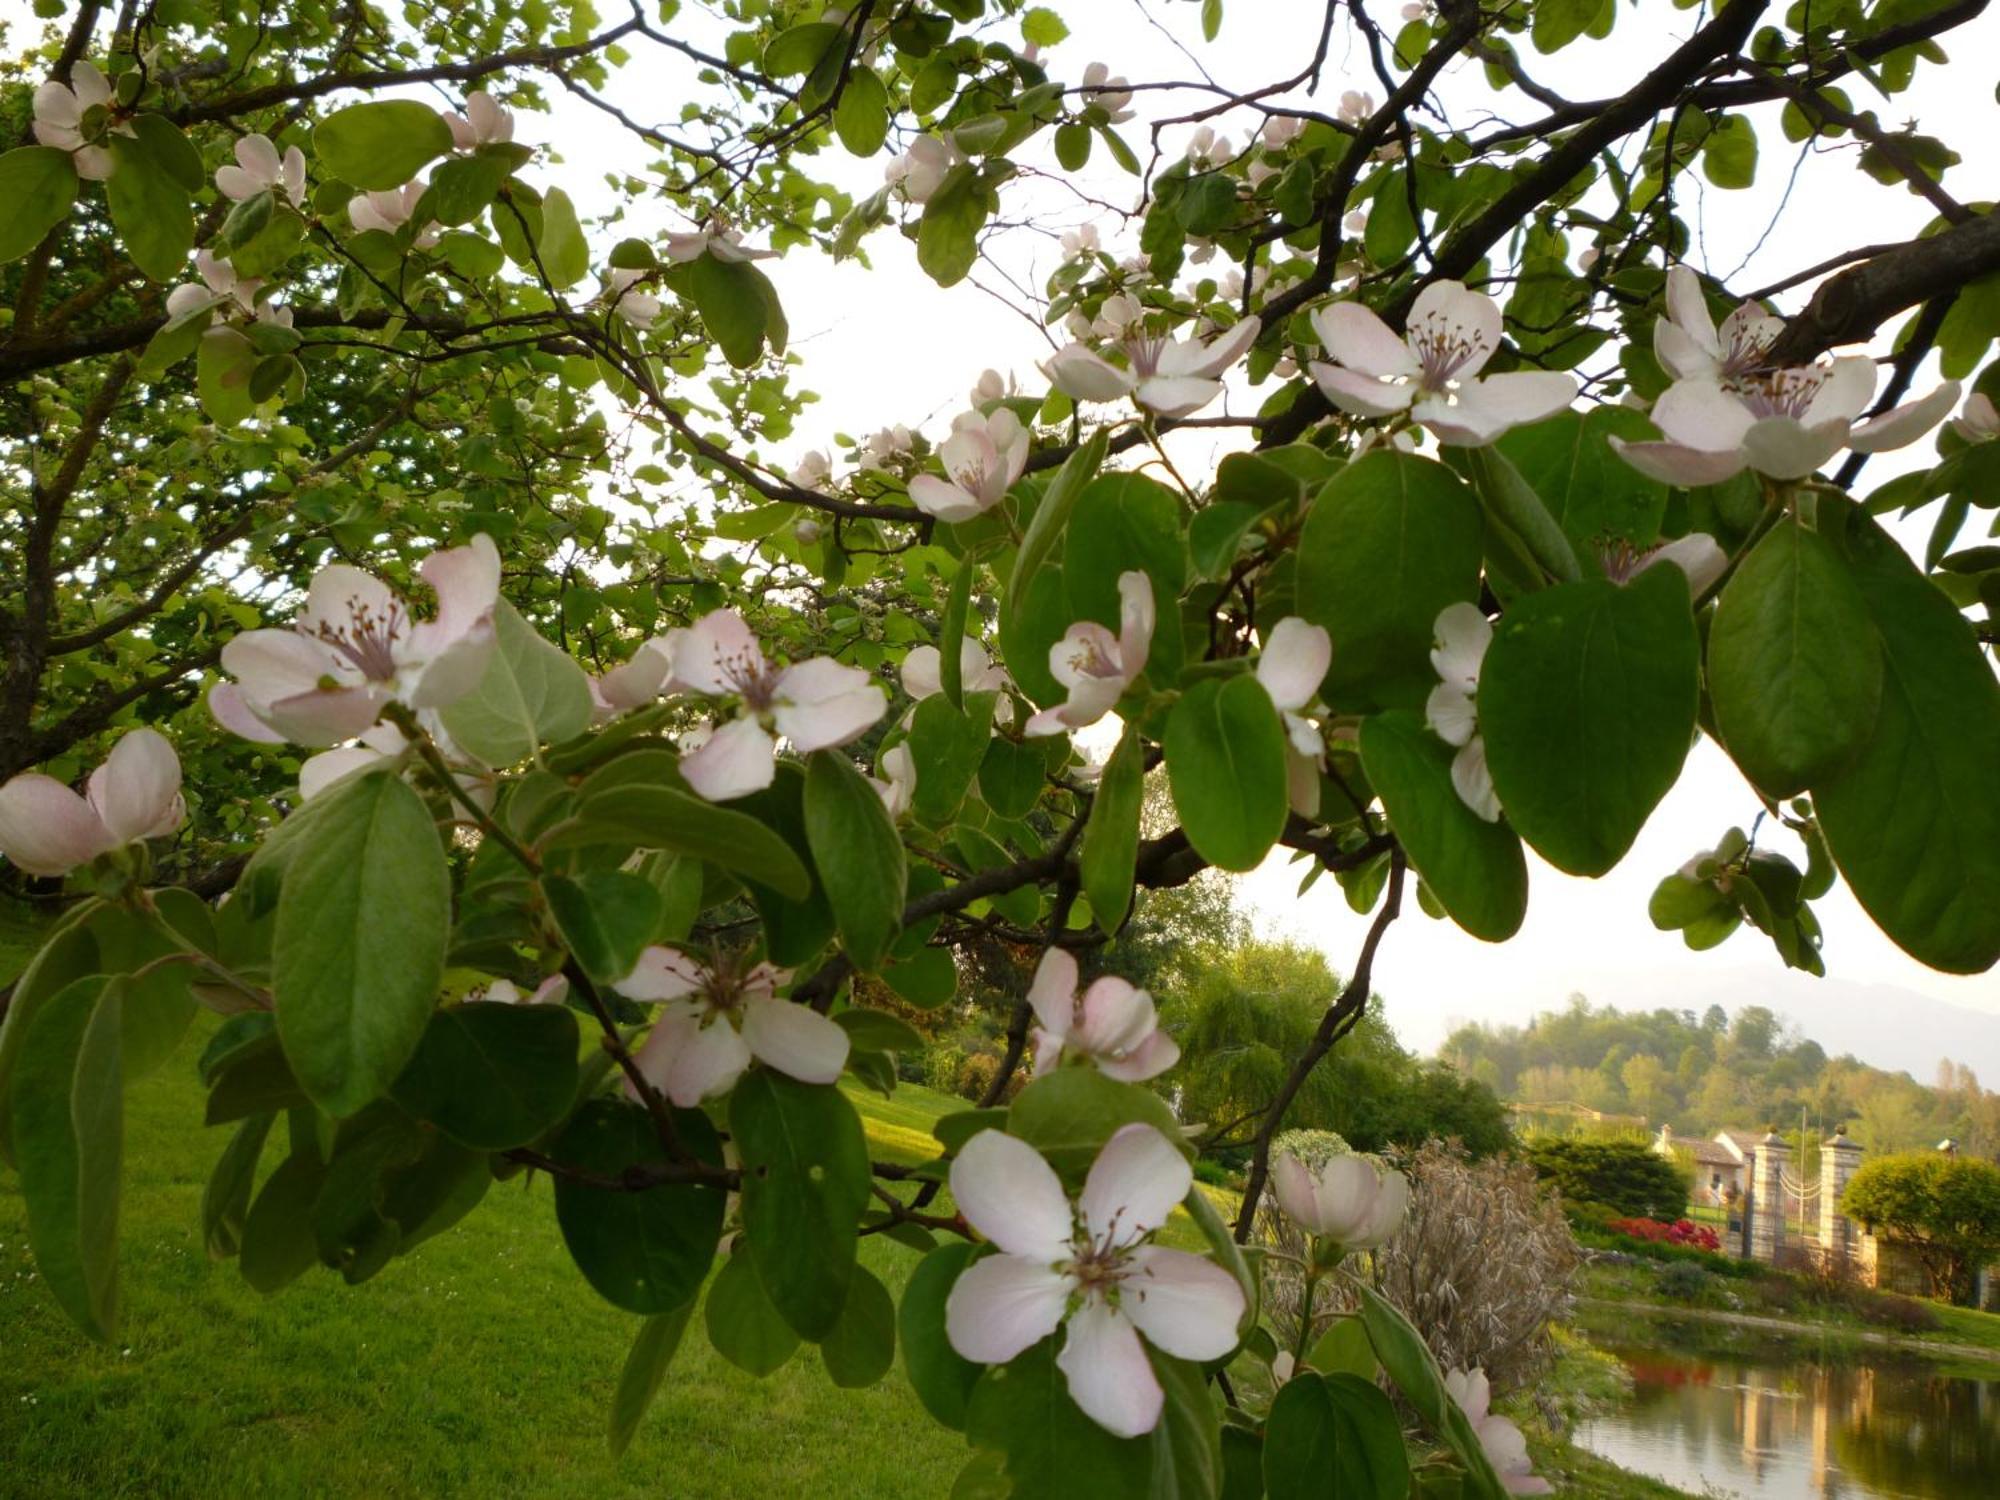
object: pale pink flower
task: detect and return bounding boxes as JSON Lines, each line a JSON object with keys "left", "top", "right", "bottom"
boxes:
{"left": 1025, "top": 572, "right": 1155, "bottom": 736}
{"left": 1043, "top": 316, "right": 1260, "bottom": 418}
{"left": 869, "top": 742, "right": 917, "bottom": 819}
{"left": 1080, "top": 63, "right": 1134, "bottom": 123}
{"left": 443, "top": 90, "right": 514, "bottom": 151}
{"left": 589, "top": 637, "right": 675, "bottom": 720}
{"left": 1259, "top": 617, "right": 1332, "bottom": 815}
{"left": 32, "top": 60, "right": 119, "bottom": 180}
{"left": 1425, "top": 602, "right": 1499, "bottom": 822}
{"left": 1446, "top": 1368, "right": 1553, "bottom": 1496}
{"left": 1652, "top": 264, "right": 1781, "bottom": 386}
{"left": 1027, "top": 948, "right": 1179, "bottom": 1081}
{"left": 215, "top": 133, "right": 306, "bottom": 208}
{"left": 1951, "top": 391, "right": 1999, "bottom": 443}
{"left": 1272, "top": 1149, "right": 1410, "bottom": 1250}
{"left": 605, "top": 268, "right": 661, "bottom": 330}
{"left": 0, "top": 729, "right": 183, "bottom": 877}
{"left": 662, "top": 221, "right": 776, "bottom": 263}
{"left": 909, "top": 409, "right": 1030, "bottom": 522}
{"left": 477, "top": 974, "right": 569, "bottom": 1006}
{"left": 348, "top": 181, "right": 441, "bottom": 247}
{"left": 900, "top": 638, "right": 1010, "bottom": 702}
{"left": 617, "top": 946, "right": 847, "bottom": 1105}
{"left": 887, "top": 135, "right": 963, "bottom": 203}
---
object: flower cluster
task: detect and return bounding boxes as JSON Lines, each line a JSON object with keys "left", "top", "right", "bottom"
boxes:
{"left": 1606, "top": 1216, "right": 1722, "bottom": 1252}
{"left": 1446, "top": 1367, "right": 1552, "bottom": 1496}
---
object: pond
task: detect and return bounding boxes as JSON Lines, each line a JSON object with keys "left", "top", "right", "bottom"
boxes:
{"left": 1574, "top": 1318, "right": 2000, "bottom": 1499}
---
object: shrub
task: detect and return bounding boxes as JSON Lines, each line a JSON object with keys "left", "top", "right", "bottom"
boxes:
{"left": 1525, "top": 1137, "right": 1688, "bottom": 1220}
{"left": 952, "top": 1050, "right": 1025, "bottom": 1103}
{"left": 1655, "top": 1261, "right": 1710, "bottom": 1302}
{"left": 1605, "top": 1216, "right": 1721, "bottom": 1251}
{"left": 922, "top": 1043, "right": 967, "bottom": 1096}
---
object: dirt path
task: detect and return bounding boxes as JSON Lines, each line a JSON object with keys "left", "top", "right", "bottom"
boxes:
{"left": 1579, "top": 1296, "right": 2000, "bottom": 1367}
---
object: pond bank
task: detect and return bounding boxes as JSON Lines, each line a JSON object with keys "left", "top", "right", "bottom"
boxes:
{"left": 1578, "top": 1294, "right": 2000, "bottom": 1370}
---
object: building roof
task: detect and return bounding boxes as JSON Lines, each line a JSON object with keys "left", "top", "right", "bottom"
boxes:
{"left": 1685, "top": 1142, "right": 1742, "bottom": 1167}
{"left": 1717, "top": 1130, "right": 1761, "bottom": 1158}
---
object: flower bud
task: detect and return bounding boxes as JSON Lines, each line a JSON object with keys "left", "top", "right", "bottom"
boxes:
{"left": 1272, "top": 1150, "right": 1409, "bottom": 1251}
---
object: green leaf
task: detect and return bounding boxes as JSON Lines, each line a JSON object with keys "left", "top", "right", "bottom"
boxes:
{"left": 546, "top": 784, "right": 811, "bottom": 899}
{"left": 835, "top": 68, "right": 891, "bottom": 155}
{"left": 705, "top": 1247, "right": 800, "bottom": 1376}
{"left": 901, "top": 1242, "right": 986, "bottom": 1428}
{"left": 200, "top": 1112, "right": 273, "bottom": 1261}
{"left": 544, "top": 870, "right": 664, "bottom": 986}
{"left": 534, "top": 186, "right": 590, "bottom": 289}
{"left": 1000, "top": 562, "right": 1072, "bottom": 708}
{"left": 731, "top": 1070, "right": 871, "bottom": 1341}
{"left": 1201, "top": 0, "right": 1224, "bottom": 40}
{"left": 1353, "top": 1283, "right": 1509, "bottom": 1500}
{"left": 939, "top": 557, "right": 975, "bottom": 709}
{"left": 804, "top": 749, "right": 907, "bottom": 971}
{"left": 821, "top": 1265, "right": 896, "bottom": 1388}
{"left": 391, "top": 1002, "right": 580, "bottom": 1150}
{"left": 1013, "top": 428, "right": 1109, "bottom": 602}
{"left": 1297, "top": 452, "right": 1483, "bottom": 711}
{"left": 764, "top": 21, "right": 843, "bottom": 75}
{"left": 553, "top": 1098, "right": 725, "bottom": 1314}
{"left": 1054, "top": 121, "right": 1093, "bottom": 171}
{"left": 0, "top": 146, "right": 78, "bottom": 261}
{"left": 966, "top": 1338, "right": 1152, "bottom": 1499}
{"left": 314, "top": 100, "right": 455, "bottom": 191}
{"left": 128, "top": 113, "right": 204, "bottom": 192}
{"left": 1358, "top": 710, "right": 1527, "bottom": 941}
{"left": 10, "top": 976, "right": 125, "bottom": 1339}
{"left": 1708, "top": 519, "right": 1883, "bottom": 796}
{"left": 1264, "top": 1373, "right": 1411, "bottom": 1500}
{"left": 1007, "top": 1066, "right": 1190, "bottom": 1180}
{"left": 1702, "top": 115, "right": 1759, "bottom": 189}
{"left": 427, "top": 151, "right": 517, "bottom": 227}
{"left": 1063, "top": 472, "right": 1187, "bottom": 681}
{"left": 918, "top": 165, "right": 991, "bottom": 287}
{"left": 1164, "top": 676, "right": 1289, "bottom": 872}
{"left": 239, "top": 1144, "right": 328, "bottom": 1293}
{"left": 196, "top": 325, "right": 259, "bottom": 424}
{"left": 608, "top": 1301, "right": 697, "bottom": 1456}
{"left": 1023, "top": 6, "right": 1070, "bottom": 46}
{"left": 1495, "top": 406, "right": 1669, "bottom": 556}
{"left": 1462, "top": 447, "right": 1581, "bottom": 585}
{"left": 275, "top": 773, "right": 449, "bottom": 1117}
{"left": 1304, "top": 1316, "right": 1377, "bottom": 1380}
{"left": 1081, "top": 722, "right": 1144, "bottom": 931}
{"left": 883, "top": 947, "right": 959, "bottom": 1009}
{"left": 438, "top": 599, "right": 595, "bottom": 766}
{"left": 687, "top": 252, "right": 772, "bottom": 368}
{"left": 1479, "top": 567, "right": 1699, "bottom": 877}
{"left": 1816, "top": 500, "right": 2000, "bottom": 973}
{"left": 910, "top": 691, "right": 996, "bottom": 823}
{"left": 979, "top": 736, "right": 1045, "bottom": 819}
{"left": 106, "top": 135, "right": 192, "bottom": 281}
{"left": 833, "top": 1008, "right": 926, "bottom": 1054}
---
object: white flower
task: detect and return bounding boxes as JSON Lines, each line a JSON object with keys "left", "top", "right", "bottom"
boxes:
{"left": 477, "top": 974, "right": 569, "bottom": 1006}
{"left": 1025, "top": 571, "right": 1155, "bottom": 736}
{"left": 665, "top": 609, "right": 887, "bottom": 801}
{"left": 888, "top": 135, "right": 963, "bottom": 204}
{"left": 32, "top": 60, "right": 119, "bottom": 181}
{"left": 901, "top": 638, "right": 1011, "bottom": 701}
{"left": 971, "top": 368, "right": 1014, "bottom": 404}
{"left": 1042, "top": 315, "right": 1261, "bottom": 418}
{"left": 1613, "top": 533, "right": 1727, "bottom": 599}
{"left": 215, "top": 134, "right": 306, "bottom": 208}
{"left": 1652, "top": 264, "right": 1781, "bottom": 385}
{"left": 0, "top": 729, "right": 184, "bottom": 878}
{"left": 1446, "top": 1368, "right": 1553, "bottom": 1496}
{"left": 168, "top": 249, "right": 262, "bottom": 320}
{"left": 297, "top": 721, "right": 414, "bottom": 801}
{"left": 348, "top": 181, "right": 440, "bottom": 247}
{"left": 663, "top": 220, "right": 777, "bottom": 263}
{"left": 1080, "top": 62, "right": 1134, "bottom": 123}
{"left": 1952, "top": 391, "right": 1999, "bottom": 443}
{"left": 617, "top": 946, "right": 848, "bottom": 1105}
{"left": 789, "top": 449, "right": 833, "bottom": 488}
{"left": 1611, "top": 361, "right": 1960, "bottom": 485}
{"left": 1027, "top": 949, "right": 1180, "bottom": 1081}
{"left": 1425, "top": 602, "right": 1499, "bottom": 822}
{"left": 1257, "top": 617, "right": 1332, "bottom": 816}
{"left": 945, "top": 1125, "right": 1243, "bottom": 1437}
{"left": 869, "top": 742, "right": 917, "bottom": 819}
{"left": 1272, "top": 1149, "right": 1410, "bottom": 1250}
{"left": 909, "top": 409, "right": 1030, "bottom": 522}
{"left": 443, "top": 90, "right": 514, "bottom": 151}
{"left": 1261, "top": 115, "right": 1305, "bottom": 149}
{"left": 859, "top": 424, "right": 914, "bottom": 471}
{"left": 604, "top": 267, "right": 661, "bottom": 330}
{"left": 210, "top": 535, "right": 502, "bottom": 747}
{"left": 1059, "top": 224, "right": 1100, "bottom": 261}
{"left": 1309, "top": 282, "right": 1576, "bottom": 446}
{"left": 1337, "top": 90, "right": 1374, "bottom": 125}
{"left": 590, "top": 637, "right": 676, "bottom": 721}
{"left": 1183, "top": 124, "right": 1233, "bottom": 169}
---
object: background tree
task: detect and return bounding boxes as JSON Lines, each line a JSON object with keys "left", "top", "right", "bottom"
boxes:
{"left": 1842, "top": 1153, "right": 2000, "bottom": 1303}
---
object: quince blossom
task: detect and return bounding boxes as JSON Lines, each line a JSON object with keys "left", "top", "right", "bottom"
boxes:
{"left": 1952, "top": 391, "right": 1998, "bottom": 442}
{"left": 215, "top": 134, "right": 306, "bottom": 208}
{"left": 617, "top": 946, "right": 848, "bottom": 1105}
{"left": 1446, "top": 1368, "right": 1553, "bottom": 1496}
{"left": 1426, "top": 602, "right": 1499, "bottom": 822}
{"left": 666, "top": 609, "right": 887, "bottom": 801}
{"left": 945, "top": 1125, "right": 1243, "bottom": 1437}
{"left": 477, "top": 974, "right": 569, "bottom": 1006}
{"left": 908, "top": 409, "right": 1029, "bottom": 522}
{"left": 167, "top": 250, "right": 289, "bottom": 326}
{"left": 1257, "top": 617, "right": 1333, "bottom": 815}
{"left": 210, "top": 535, "right": 502, "bottom": 747}
{"left": 1027, "top": 948, "right": 1179, "bottom": 1082}
{"left": 1653, "top": 264, "right": 1780, "bottom": 384}
{"left": 0, "top": 729, "right": 184, "bottom": 878}
{"left": 604, "top": 268, "right": 662, "bottom": 330}
{"left": 33, "top": 60, "right": 120, "bottom": 180}
{"left": 1025, "top": 571, "right": 1155, "bottom": 736}
{"left": 789, "top": 449, "right": 833, "bottom": 488}
{"left": 869, "top": 742, "right": 917, "bottom": 819}
{"left": 1272, "top": 1148, "right": 1410, "bottom": 1251}
{"left": 887, "top": 135, "right": 962, "bottom": 203}
{"left": 1308, "top": 281, "right": 1575, "bottom": 446}
{"left": 590, "top": 637, "right": 676, "bottom": 720}
{"left": 349, "top": 181, "right": 441, "bottom": 247}
{"left": 443, "top": 90, "right": 514, "bottom": 150}
{"left": 1080, "top": 62, "right": 1134, "bottom": 123}
{"left": 663, "top": 220, "right": 776, "bottom": 263}
{"left": 1043, "top": 315, "right": 1261, "bottom": 418}
{"left": 901, "top": 638, "right": 1011, "bottom": 702}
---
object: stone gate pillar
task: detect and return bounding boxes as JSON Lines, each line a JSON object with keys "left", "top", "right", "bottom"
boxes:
{"left": 1819, "top": 1127, "right": 1864, "bottom": 1270}
{"left": 1750, "top": 1130, "right": 1789, "bottom": 1264}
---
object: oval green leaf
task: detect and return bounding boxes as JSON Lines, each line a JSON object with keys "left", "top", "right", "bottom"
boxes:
{"left": 1164, "top": 675, "right": 1289, "bottom": 873}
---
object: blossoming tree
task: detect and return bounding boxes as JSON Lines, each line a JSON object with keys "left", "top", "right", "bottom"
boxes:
{"left": 4, "top": 0, "right": 1999, "bottom": 1495}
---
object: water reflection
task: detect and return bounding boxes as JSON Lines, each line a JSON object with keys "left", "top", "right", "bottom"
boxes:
{"left": 1575, "top": 1323, "right": 2000, "bottom": 1499}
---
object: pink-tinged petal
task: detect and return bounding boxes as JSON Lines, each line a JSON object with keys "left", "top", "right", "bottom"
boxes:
{"left": 1049, "top": 622, "right": 1122, "bottom": 692}
{"left": 71, "top": 61, "right": 111, "bottom": 109}
{"left": 939, "top": 425, "right": 1000, "bottom": 491}
{"left": 944, "top": 1253, "right": 1073, "bottom": 1365}
{"left": 1043, "top": 345, "right": 1137, "bottom": 403}
{"left": 467, "top": 90, "right": 510, "bottom": 143}
{"left": 1409, "top": 280, "right": 1502, "bottom": 379}
{"left": 1451, "top": 737, "right": 1501, "bottom": 823}
{"left": 1184, "top": 315, "right": 1261, "bottom": 378}
{"left": 1272, "top": 1154, "right": 1320, "bottom": 1231}
{"left": 213, "top": 164, "right": 260, "bottom": 200}
{"left": 1310, "top": 1154, "right": 1382, "bottom": 1240}
{"left": 774, "top": 682, "right": 886, "bottom": 753}
{"left": 1445, "top": 1367, "right": 1492, "bottom": 1423}
{"left": 1849, "top": 379, "right": 1961, "bottom": 453}
{"left": 298, "top": 746, "right": 384, "bottom": 801}
{"left": 300, "top": 563, "right": 398, "bottom": 647}
{"left": 208, "top": 682, "right": 285, "bottom": 743}
{"left": 0, "top": 775, "right": 112, "bottom": 876}
{"left": 86, "top": 728, "right": 183, "bottom": 842}
{"left": 263, "top": 685, "right": 390, "bottom": 747}
{"left": 908, "top": 473, "right": 985, "bottom": 522}
{"left": 899, "top": 645, "right": 944, "bottom": 700}
{"left": 1284, "top": 740, "right": 1322, "bottom": 818}
{"left": 1256, "top": 617, "right": 1331, "bottom": 712}
{"left": 1057, "top": 1300, "right": 1163, "bottom": 1438}
{"left": 949, "top": 1129, "right": 1075, "bottom": 1261}
{"left": 679, "top": 715, "right": 778, "bottom": 801}
{"left": 1135, "top": 373, "right": 1222, "bottom": 418}
{"left": 1436, "top": 370, "right": 1576, "bottom": 441}
{"left": 72, "top": 144, "right": 114, "bottom": 182}
{"left": 1608, "top": 436, "right": 1747, "bottom": 487}
{"left": 1080, "top": 1124, "right": 1191, "bottom": 1248}
{"left": 1311, "top": 302, "right": 1419, "bottom": 381}
{"left": 1952, "top": 391, "right": 2000, "bottom": 441}
{"left": 595, "top": 647, "right": 672, "bottom": 714}
{"left": 774, "top": 655, "right": 874, "bottom": 705}
{"left": 221, "top": 627, "right": 339, "bottom": 702}
{"left": 1426, "top": 681, "right": 1478, "bottom": 748}
{"left": 630, "top": 1009, "right": 753, "bottom": 1108}
{"left": 1120, "top": 1244, "right": 1245, "bottom": 1358}
{"left": 617, "top": 946, "right": 709, "bottom": 1002}
{"left": 1030, "top": 1029, "right": 1063, "bottom": 1077}
{"left": 418, "top": 533, "right": 501, "bottom": 643}
{"left": 1717, "top": 301, "right": 1783, "bottom": 358}
{"left": 1098, "top": 1028, "right": 1180, "bottom": 1083}
{"left": 1802, "top": 355, "right": 1877, "bottom": 427}
{"left": 1430, "top": 601, "right": 1492, "bottom": 689}
{"left": 34, "top": 80, "right": 83, "bottom": 129}
{"left": 1027, "top": 948, "right": 1079, "bottom": 1039}
{"left": 1652, "top": 316, "right": 1717, "bottom": 383}
{"left": 526, "top": 975, "right": 569, "bottom": 1006}
{"left": 741, "top": 993, "right": 850, "bottom": 1085}
{"left": 1650, "top": 379, "right": 1755, "bottom": 453}
{"left": 1662, "top": 265, "right": 1717, "bottom": 351}
{"left": 1308, "top": 359, "right": 1417, "bottom": 419}
{"left": 675, "top": 609, "right": 765, "bottom": 696}
{"left": 1635, "top": 534, "right": 1726, "bottom": 597}
{"left": 1351, "top": 1166, "right": 1410, "bottom": 1247}
{"left": 1073, "top": 977, "right": 1155, "bottom": 1060}
{"left": 1739, "top": 416, "right": 1848, "bottom": 480}
{"left": 235, "top": 134, "right": 281, "bottom": 186}
{"left": 280, "top": 146, "right": 306, "bottom": 206}
{"left": 1117, "top": 571, "right": 1155, "bottom": 680}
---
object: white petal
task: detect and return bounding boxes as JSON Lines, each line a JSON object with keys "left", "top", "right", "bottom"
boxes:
{"left": 1117, "top": 571, "right": 1155, "bottom": 680}
{"left": 1663, "top": 266, "right": 1717, "bottom": 352}
{"left": 208, "top": 682, "right": 286, "bottom": 743}
{"left": 221, "top": 627, "right": 338, "bottom": 703}
{"left": 1635, "top": 534, "right": 1726, "bottom": 597}
{"left": 679, "top": 715, "right": 778, "bottom": 801}
{"left": 595, "top": 648, "right": 672, "bottom": 713}
{"left": 1430, "top": 370, "right": 1575, "bottom": 444}
{"left": 1351, "top": 1166, "right": 1410, "bottom": 1247}
{"left": 774, "top": 682, "right": 886, "bottom": 753}
{"left": 617, "top": 946, "right": 708, "bottom": 1002}
{"left": 1310, "top": 302, "right": 1420, "bottom": 381}
{"left": 1073, "top": 978, "right": 1156, "bottom": 1061}
{"left": 1739, "top": 417, "right": 1848, "bottom": 480}
{"left": 235, "top": 134, "right": 282, "bottom": 187}
{"left": 1651, "top": 379, "right": 1755, "bottom": 453}
{"left": 1119, "top": 1244, "right": 1245, "bottom": 1359}
{"left": 213, "top": 165, "right": 260, "bottom": 201}
{"left": 1451, "top": 737, "right": 1502, "bottom": 823}
{"left": 1653, "top": 317, "right": 1717, "bottom": 383}
{"left": 1183, "top": 315, "right": 1260, "bottom": 378}
{"left": 0, "top": 775, "right": 112, "bottom": 876}
{"left": 1030, "top": 675, "right": 1123, "bottom": 734}
{"left": 676, "top": 609, "right": 766, "bottom": 696}
{"left": 1043, "top": 345, "right": 1137, "bottom": 403}
{"left": 1256, "top": 618, "right": 1331, "bottom": 712}
{"left": 71, "top": 61, "right": 111, "bottom": 110}
{"left": 1309, "top": 359, "right": 1417, "bottom": 419}
{"left": 1802, "top": 356, "right": 1878, "bottom": 426}
{"left": 1057, "top": 1299, "right": 1162, "bottom": 1438}
{"left": 1609, "top": 436, "right": 1747, "bottom": 487}
{"left": 85, "top": 728, "right": 183, "bottom": 842}
{"left": 33, "top": 80, "right": 82, "bottom": 130}
{"left": 298, "top": 746, "right": 383, "bottom": 801}
{"left": 263, "top": 685, "right": 391, "bottom": 747}
{"left": 908, "top": 472, "right": 988, "bottom": 522}
{"left": 1048, "top": 622, "right": 1121, "bottom": 692}
{"left": 1849, "top": 379, "right": 1961, "bottom": 453}
{"left": 950, "top": 1129, "right": 1075, "bottom": 1261}
{"left": 1425, "top": 681, "right": 1478, "bottom": 748}
{"left": 1272, "top": 1154, "right": 1321, "bottom": 1232}
{"left": 300, "top": 564, "right": 398, "bottom": 649}
{"left": 1429, "top": 601, "right": 1492, "bottom": 689}
{"left": 418, "top": 533, "right": 501, "bottom": 644}
{"left": 742, "top": 993, "right": 851, "bottom": 1085}
{"left": 944, "top": 1254, "right": 1073, "bottom": 1365}
{"left": 900, "top": 645, "right": 944, "bottom": 700}
{"left": 1080, "top": 1124, "right": 1191, "bottom": 1248}
{"left": 1098, "top": 1029, "right": 1180, "bottom": 1083}
{"left": 630, "top": 1010, "right": 752, "bottom": 1108}
{"left": 1027, "top": 948, "right": 1078, "bottom": 1039}
{"left": 1135, "top": 374, "right": 1222, "bottom": 418}
{"left": 1446, "top": 1366, "right": 1492, "bottom": 1423}
{"left": 1408, "top": 280, "right": 1502, "bottom": 379}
